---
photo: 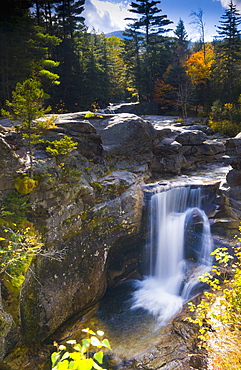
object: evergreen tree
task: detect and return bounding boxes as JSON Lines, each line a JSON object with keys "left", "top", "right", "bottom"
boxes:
{"left": 127, "top": 0, "right": 172, "bottom": 44}
{"left": 174, "top": 19, "right": 189, "bottom": 61}
{"left": 123, "top": 25, "right": 144, "bottom": 101}
{"left": 162, "top": 20, "right": 191, "bottom": 117}
{"left": 55, "top": 0, "right": 86, "bottom": 39}
{"left": 125, "top": 0, "right": 173, "bottom": 101}
{"left": 3, "top": 79, "right": 52, "bottom": 176}
{"left": 213, "top": 0, "right": 241, "bottom": 102}
{"left": 51, "top": 0, "right": 86, "bottom": 111}
{"left": 0, "top": 1, "right": 34, "bottom": 107}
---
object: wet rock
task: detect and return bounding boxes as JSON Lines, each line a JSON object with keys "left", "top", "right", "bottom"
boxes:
{"left": 151, "top": 153, "right": 189, "bottom": 176}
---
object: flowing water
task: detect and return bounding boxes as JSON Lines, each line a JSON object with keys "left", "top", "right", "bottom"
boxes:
{"left": 58, "top": 168, "right": 229, "bottom": 364}
{"left": 131, "top": 184, "right": 213, "bottom": 325}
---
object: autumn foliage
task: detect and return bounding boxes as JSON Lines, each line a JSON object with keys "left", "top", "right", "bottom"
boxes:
{"left": 153, "top": 79, "right": 176, "bottom": 109}
{"left": 184, "top": 43, "right": 214, "bottom": 84}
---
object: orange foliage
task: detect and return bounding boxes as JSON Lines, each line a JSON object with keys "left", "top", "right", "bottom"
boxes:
{"left": 184, "top": 43, "right": 214, "bottom": 84}
{"left": 153, "top": 79, "right": 176, "bottom": 109}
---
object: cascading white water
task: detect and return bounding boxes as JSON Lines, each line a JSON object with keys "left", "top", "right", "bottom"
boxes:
{"left": 132, "top": 185, "right": 213, "bottom": 324}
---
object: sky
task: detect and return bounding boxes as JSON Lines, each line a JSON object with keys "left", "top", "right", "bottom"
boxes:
{"left": 82, "top": 0, "right": 241, "bottom": 42}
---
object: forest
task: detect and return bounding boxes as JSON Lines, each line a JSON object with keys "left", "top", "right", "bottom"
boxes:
{"left": 1, "top": 0, "right": 241, "bottom": 133}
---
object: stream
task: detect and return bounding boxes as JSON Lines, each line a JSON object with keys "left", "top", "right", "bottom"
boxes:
{"left": 52, "top": 165, "right": 230, "bottom": 370}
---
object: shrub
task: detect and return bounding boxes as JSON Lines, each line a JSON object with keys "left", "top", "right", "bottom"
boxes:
{"left": 209, "top": 120, "right": 240, "bottom": 136}
{"left": 187, "top": 240, "right": 241, "bottom": 369}
{"left": 14, "top": 175, "right": 38, "bottom": 194}
{"left": 51, "top": 328, "right": 111, "bottom": 370}
{"left": 45, "top": 136, "right": 78, "bottom": 157}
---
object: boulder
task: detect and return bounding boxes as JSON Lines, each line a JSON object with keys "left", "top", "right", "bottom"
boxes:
{"left": 46, "top": 114, "right": 104, "bottom": 162}
{"left": 225, "top": 136, "right": 241, "bottom": 169}
{"left": 91, "top": 113, "right": 155, "bottom": 175}
{"left": 151, "top": 153, "right": 189, "bottom": 175}
{"left": 226, "top": 169, "right": 241, "bottom": 187}
{"left": 176, "top": 130, "right": 208, "bottom": 145}
{"left": 153, "top": 137, "right": 182, "bottom": 155}
{"left": 98, "top": 113, "right": 155, "bottom": 153}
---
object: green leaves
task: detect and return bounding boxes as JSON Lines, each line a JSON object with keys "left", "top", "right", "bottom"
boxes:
{"left": 51, "top": 329, "right": 111, "bottom": 370}
{"left": 46, "top": 136, "right": 78, "bottom": 157}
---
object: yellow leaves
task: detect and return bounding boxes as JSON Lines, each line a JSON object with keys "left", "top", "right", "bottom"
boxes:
{"left": 184, "top": 43, "right": 214, "bottom": 84}
{"left": 0, "top": 226, "right": 43, "bottom": 282}
{"left": 14, "top": 175, "right": 38, "bottom": 194}
{"left": 52, "top": 329, "right": 111, "bottom": 370}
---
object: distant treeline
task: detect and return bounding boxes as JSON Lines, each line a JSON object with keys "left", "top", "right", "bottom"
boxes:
{"left": 1, "top": 0, "right": 241, "bottom": 120}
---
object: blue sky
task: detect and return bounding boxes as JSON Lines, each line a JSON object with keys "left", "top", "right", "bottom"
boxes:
{"left": 83, "top": 0, "right": 241, "bottom": 41}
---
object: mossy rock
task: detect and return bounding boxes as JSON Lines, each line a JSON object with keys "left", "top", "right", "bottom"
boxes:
{"left": 14, "top": 176, "right": 38, "bottom": 194}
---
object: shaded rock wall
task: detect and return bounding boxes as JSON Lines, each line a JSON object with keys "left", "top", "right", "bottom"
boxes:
{"left": 221, "top": 134, "right": 241, "bottom": 225}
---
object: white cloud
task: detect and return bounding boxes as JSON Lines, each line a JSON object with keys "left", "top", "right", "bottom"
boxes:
{"left": 216, "top": 0, "right": 241, "bottom": 11}
{"left": 83, "top": 0, "right": 131, "bottom": 33}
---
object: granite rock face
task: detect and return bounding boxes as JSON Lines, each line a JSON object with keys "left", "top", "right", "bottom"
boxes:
{"left": 0, "top": 113, "right": 146, "bottom": 353}
{"left": 90, "top": 114, "right": 226, "bottom": 177}
{"left": 0, "top": 112, "right": 235, "bottom": 369}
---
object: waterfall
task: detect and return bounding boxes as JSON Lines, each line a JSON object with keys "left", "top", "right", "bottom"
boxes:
{"left": 131, "top": 185, "right": 213, "bottom": 324}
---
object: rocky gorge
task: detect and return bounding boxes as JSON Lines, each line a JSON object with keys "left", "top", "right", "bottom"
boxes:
{"left": 0, "top": 110, "right": 240, "bottom": 369}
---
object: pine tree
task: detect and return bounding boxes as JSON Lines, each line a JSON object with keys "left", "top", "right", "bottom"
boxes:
{"left": 213, "top": 0, "right": 241, "bottom": 102}
{"left": 123, "top": 25, "right": 144, "bottom": 101}
{"left": 124, "top": 0, "right": 173, "bottom": 101}
{"left": 174, "top": 19, "right": 189, "bottom": 61}
{"left": 55, "top": 0, "right": 85, "bottom": 39}
{"left": 3, "top": 79, "right": 52, "bottom": 177}
{"left": 127, "top": 0, "right": 172, "bottom": 44}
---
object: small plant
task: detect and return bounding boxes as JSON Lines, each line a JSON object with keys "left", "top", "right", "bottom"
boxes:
{"left": 187, "top": 240, "right": 241, "bottom": 368}
{"left": 0, "top": 227, "right": 43, "bottom": 284}
{"left": 45, "top": 136, "right": 78, "bottom": 157}
{"left": 84, "top": 111, "right": 96, "bottom": 119}
{"left": 0, "top": 190, "right": 31, "bottom": 227}
{"left": 2, "top": 78, "right": 55, "bottom": 177}
{"left": 14, "top": 174, "right": 38, "bottom": 194}
{"left": 51, "top": 328, "right": 111, "bottom": 370}
{"left": 174, "top": 118, "right": 184, "bottom": 123}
